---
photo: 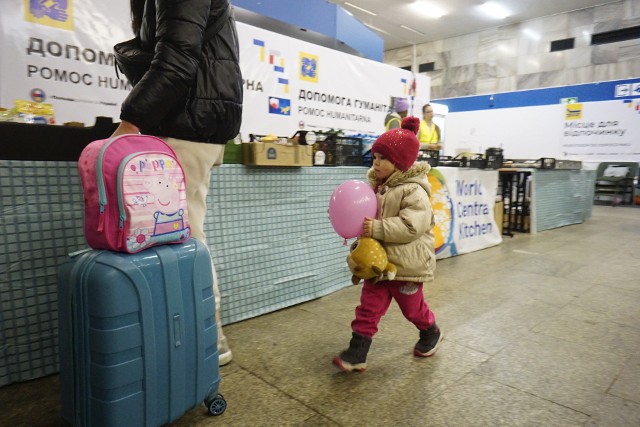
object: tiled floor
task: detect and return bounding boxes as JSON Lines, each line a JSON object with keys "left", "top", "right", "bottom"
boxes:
{"left": 1, "top": 205, "right": 639, "bottom": 426}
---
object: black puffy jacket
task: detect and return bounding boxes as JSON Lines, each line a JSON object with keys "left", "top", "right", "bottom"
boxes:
{"left": 120, "top": 0, "right": 243, "bottom": 144}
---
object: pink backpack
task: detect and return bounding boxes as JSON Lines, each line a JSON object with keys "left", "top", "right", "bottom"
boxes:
{"left": 78, "top": 134, "right": 191, "bottom": 253}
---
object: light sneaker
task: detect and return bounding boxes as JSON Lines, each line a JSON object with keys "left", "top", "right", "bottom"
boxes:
{"left": 218, "top": 336, "right": 233, "bottom": 366}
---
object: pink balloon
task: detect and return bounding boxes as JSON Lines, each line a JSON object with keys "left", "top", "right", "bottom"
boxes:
{"left": 329, "top": 180, "right": 377, "bottom": 239}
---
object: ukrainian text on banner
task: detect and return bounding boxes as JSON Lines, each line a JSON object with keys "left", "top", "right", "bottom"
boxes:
{"left": 0, "top": 1, "right": 131, "bottom": 125}
{"left": 559, "top": 98, "right": 640, "bottom": 162}
{"left": 429, "top": 167, "right": 502, "bottom": 259}
{"left": 438, "top": 78, "right": 640, "bottom": 163}
{"left": 237, "top": 22, "right": 430, "bottom": 137}
{"left": 0, "top": 2, "right": 429, "bottom": 134}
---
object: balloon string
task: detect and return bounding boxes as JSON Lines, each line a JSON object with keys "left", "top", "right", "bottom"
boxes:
{"left": 343, "top": 238, "right": 347, "bottom": 246}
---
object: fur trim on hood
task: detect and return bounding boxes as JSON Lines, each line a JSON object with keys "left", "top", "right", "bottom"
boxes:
{"left": 367, "top": 162, "right": 432, "bottom": 197}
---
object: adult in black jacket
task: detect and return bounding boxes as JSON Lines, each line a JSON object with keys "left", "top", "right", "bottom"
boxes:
{"left": 112, "top": 0, "right": 243, "bottom": 366}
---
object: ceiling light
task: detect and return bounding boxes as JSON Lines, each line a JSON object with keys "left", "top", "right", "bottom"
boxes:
{"left": 344, "top": 2, "right": 377, "bottom": 16}
{"left": 401, "top": 25, "right": 425, "bottom": 36}
{"left": 479, "top": 2, "right": 510, "bottom": 19}
{"left": 364, "top": 22, "right": 412, "bottom": 44}
{"left": 409, "top": 1, "right": 446, "bottom": 19}
{"left": 364, "top": 23, "right": 392, "bottom": 36}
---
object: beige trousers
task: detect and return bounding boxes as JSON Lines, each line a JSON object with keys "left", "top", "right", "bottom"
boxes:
{"left": 163, "top": 137, "right": 227, "bottom": 346}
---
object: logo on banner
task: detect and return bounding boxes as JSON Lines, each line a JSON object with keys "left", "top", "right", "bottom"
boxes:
{"left": 427, "top": 170, "right": 456, "bottom": 256}
{"left": 252, "top": 38, "right": 288, "bottom": 94}
{"left": 30, "top": 88, "right": 46, "bottom": 102}
{"left": 565, "top": 103, "right": 582, "bottom": 120}
{"left": 253, "top": 39, "right": 286, "bottom": 72}
{"left": 277, "top": 78, "right": 289, "bottom": 94}
{"left": 632, "top": 83, "right": 640, "bottom": 97}
{"left": 253, "top": 39, "right": 266, "bottom": 62}
{"left": 299, "top": 52, "right": 318, "bottom": 83}
{"left": 269, "top": 97, "right": 291, "bottom": 115}
{"left": 401, "top": 77, "right": 417, "bottom": 97}
{"left": 614, "top": 84, "right": 630, "bottom": 97}
{"left": 24, "top": 0, "right": 74, "bottom": 31}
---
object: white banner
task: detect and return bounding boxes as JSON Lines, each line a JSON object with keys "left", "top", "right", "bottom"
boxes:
{"left": 0, "top": 1, "right": 132, "bottom": 125}
{"left": 237, "top": 22, "right": 430, "bottom": 137}
{"left": 429, "top": 167, "right": 502, "bottom": 259}
{"left": 440, "top": 78, "right": 640, "bottom": 163}
{"left": 0, "top": 1, "right": 429, "bottom": 137}
{"left": 559, "top": 99, "right": 640, "bottom": 162}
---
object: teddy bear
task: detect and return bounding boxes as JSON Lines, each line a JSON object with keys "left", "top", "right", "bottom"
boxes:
{"left": 346, "top": 237, "right": 397, "bottom": 285}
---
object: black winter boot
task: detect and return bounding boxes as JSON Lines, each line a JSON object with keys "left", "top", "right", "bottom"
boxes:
{"left": 332, "top": 333, "right": 372, "bottom": 372}
{"left": 414, "top": 323, "right": 443, "bottom": 357}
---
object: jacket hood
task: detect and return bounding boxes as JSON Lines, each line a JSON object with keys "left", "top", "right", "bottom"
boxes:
{"left": 368, "top": 162, "right": 432, "bottom": 197}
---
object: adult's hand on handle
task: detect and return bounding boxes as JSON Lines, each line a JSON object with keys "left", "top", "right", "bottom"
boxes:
{"left": 111, "top": 120, "right": 140, "bottom": 138}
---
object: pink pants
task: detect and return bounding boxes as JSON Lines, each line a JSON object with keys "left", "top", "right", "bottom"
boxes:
{"left": 351, "top": 280, "right": 436, "bottom": 338}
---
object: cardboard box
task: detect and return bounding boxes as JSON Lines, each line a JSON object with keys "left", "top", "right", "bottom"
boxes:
{"left": 494, "top": 201, "right": 503, "bottom": 234}
{"left": 242, "top": 142, "right": 312, "bottom": 167}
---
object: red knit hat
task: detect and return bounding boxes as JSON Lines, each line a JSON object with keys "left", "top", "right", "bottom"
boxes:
{"left": 372, "top": 116, "right": 421, "bottom": 171}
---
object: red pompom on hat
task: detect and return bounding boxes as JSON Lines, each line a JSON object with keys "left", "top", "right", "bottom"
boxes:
{"left": 371, "top": 116, "right": 421, "bottom": 171}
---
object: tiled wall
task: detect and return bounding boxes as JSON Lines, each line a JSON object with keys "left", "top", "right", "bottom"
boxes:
{"left": 384, "top": 0, "right": 640, "bottom": 99}
{"left": 0, "top": 161, "right": 360, "bottom": 387}
{"left": 205, "top": 165, "right": 363, "bottom": 324}
{"left": 0, "top": 161, "right": 85, "bottom": 386}
{"left": 531, "top": 170, "right": 596, "bottom": 233}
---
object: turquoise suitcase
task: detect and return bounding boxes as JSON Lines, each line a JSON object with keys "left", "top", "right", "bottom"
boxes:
{"left": 57, "top": 239, "right": 226, "bottom": 426}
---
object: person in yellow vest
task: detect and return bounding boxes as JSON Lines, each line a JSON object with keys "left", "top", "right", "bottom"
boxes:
{"left": 418, "top": 103, "right": 442, "bottom": 150}
{"left": 384, "top": 97, "right": 409, "bottom": 131}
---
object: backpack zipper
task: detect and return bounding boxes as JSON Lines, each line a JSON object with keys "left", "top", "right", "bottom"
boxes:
{"left": 116, "top": 152, "right": 137, "bottom": 246}
{"left": 96, "top": 135, "right": 126, "bottom": 232}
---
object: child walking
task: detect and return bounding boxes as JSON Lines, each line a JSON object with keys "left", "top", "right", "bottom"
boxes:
{"left": 333, "top": 116, "right": 442, "bottom": 373}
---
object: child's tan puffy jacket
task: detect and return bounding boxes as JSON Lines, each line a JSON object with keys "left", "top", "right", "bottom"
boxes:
{"left": 367, "top": 162, "right": 436, "bottom": 283}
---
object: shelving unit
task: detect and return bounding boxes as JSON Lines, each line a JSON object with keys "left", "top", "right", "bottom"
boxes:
{"left": 499, "top": 170, "right": 532, "bottom": 236}
{"left": 593, "top": 162, "right": 639, "bottom": 206}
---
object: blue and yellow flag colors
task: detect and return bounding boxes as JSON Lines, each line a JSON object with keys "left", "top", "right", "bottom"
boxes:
{"left": 24, "top": 0, "right": 73, "bottom": 31}
{"left": 269, "top": 97, "right": 291, "bottom": 116}
{"left": 401, "top": 78, "right": 407, "bottom": 95}
{"left": 299, "top": 52, "right": 318, "bottom": 83}
{"left": 254, "top": 40, "right": 287, "bottom": 74}
{"left": 277, "top": 78, "right": 289, "bottom": 94}
{"left": 565, "top": 103, "right": 582, "bottom": 120}
{"left": 253, "top": 39, "right": 266, "bottom": 62}
{"left": 623, "top": 99, "right": 640, "bottom": 113}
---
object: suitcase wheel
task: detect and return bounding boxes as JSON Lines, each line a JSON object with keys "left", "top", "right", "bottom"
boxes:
{"left": 206, "top": 394, "right": 227, "bottom": 416}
